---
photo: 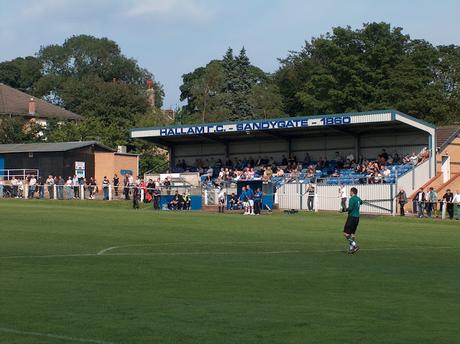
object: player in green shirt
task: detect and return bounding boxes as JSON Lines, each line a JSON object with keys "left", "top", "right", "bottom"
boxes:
{"left": 343, "top": 187, "right": 363, "bottom": 254}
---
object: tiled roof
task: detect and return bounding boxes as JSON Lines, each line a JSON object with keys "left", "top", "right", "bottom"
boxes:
{"left": 0, "top": 83, "right": 82, "bottom": 120}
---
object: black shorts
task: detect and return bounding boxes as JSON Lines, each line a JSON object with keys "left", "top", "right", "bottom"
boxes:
{"left": 343, "top": 216, "right": 360, "bottom": 235}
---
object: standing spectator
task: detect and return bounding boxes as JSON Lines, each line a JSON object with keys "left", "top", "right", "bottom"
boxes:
{"left": 443, "top": 189, "right": 454, "bottom": 220}
{"left": 17, "top": 179, "right": 24, "bottom": 198}
{"left": 218, "top": 188, "right": 226, "bottom": 213}
{"left": 11, "top": 177, "right": 19, "bottom": 198}
{"left": 396, "top": 189, "right": 408, "bottom": 216}
{"left": 102, "top": 176, "right": 110, "bottom": 200}
{"left": 132, "top": 185, "right": 140, "bottom": 209}
{"left": 307, "top": 182, "right": 315, "bottom": 212}
{"left": 65, "top": 177, "right": 73, "bottom": 199}
{"left": 113, "top": 174, "right": 119, "bottom": 197}
{"left": 57, "top": 176, "right": 65, "bottom": 199}
{"left": 338, "top": 184, "right": 347, "bottom": 212}
{"left": 239, "top": 186, "right": 248, "bottom": 214}
{"left": 152, "top": 184, "right": 161, "bottom": 210}
{"left": 254, "top": 188, "right": 263, "bottom": 215}
{"left": 246, "top": 184, "right": 255, "bottom": 215}
{"left": 88, "top": 177, "right": 96, "bottom": 199}
{"left": 163, "top": 177, "right": 171, "bottom": 195}
{"left": 426, "top": 187, "right": 437, "bottom": 218}
{"left": 38, "top": 176, "right": 45, "bottom": 199}
{"left": 0, "top": 179, "right": 3, "bottom": 198}
{"left": 123, "top": 175, "right": 130, "bottom": 200}
{"left": 73, "top": 175, "right": 79, "bottom": 199}
{"left": 28, "top": 175, "right": 37, "bottom": 199}
{"left": 46, "top": 175, "right": 54, "bottom": 199}
{"left": 453, "top": 190, "right": 460, "bottom": 220}
{"left": 415, "top": 188, "right": 426, "bottom": 218}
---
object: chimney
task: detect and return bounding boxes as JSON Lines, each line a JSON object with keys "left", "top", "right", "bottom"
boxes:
{"left": 28, "top": 97, "right": 36, "bottom": 115}
{"left": 146, "top": 79, "right": 155, "bottom": 108}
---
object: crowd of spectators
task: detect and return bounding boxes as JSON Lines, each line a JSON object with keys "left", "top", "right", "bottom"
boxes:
{"left": 184, "top": 147, "right": 430, "bottom": 187}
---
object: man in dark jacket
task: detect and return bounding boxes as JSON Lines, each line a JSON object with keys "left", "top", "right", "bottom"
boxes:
{"left": 396, "top": 188, "right": 408, "bottom": 216}
{"left": 443, "top": 189, "right": 454, "bottom": 220}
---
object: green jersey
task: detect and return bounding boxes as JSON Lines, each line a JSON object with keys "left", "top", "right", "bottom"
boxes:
{"left": 347, "top": 195, "right": 362, "bottom": 217}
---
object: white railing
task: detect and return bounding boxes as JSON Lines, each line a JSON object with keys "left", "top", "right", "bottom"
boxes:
{"left": 0, "top": 169, "right": 40, "bottom": 180}
{"left": 277, "top": 183, "right": 395, "bottom": 215}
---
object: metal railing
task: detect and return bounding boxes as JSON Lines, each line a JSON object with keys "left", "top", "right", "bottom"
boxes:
{"left": 0, "top": 169, "right": 40, "bottom": 180}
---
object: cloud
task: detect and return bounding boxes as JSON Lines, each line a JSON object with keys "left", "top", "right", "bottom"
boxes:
{"left": 123, "top": 0, "right": 212, "bottom": 21}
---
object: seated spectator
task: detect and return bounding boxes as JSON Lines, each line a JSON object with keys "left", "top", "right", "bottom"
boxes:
{"left": 229, "top": 192, "right": 239, "bottom": 210}
{"left": 281, "top": 155, "right": 288, "bottom": 166}
{"left": 183, "top": 192, "right": 191, "bottom": 210}
{"left": 263, "top": 166, "right": 273, "bottom": 181}
{"left": 168, "top": 191, "right": 183, "bottom": 210}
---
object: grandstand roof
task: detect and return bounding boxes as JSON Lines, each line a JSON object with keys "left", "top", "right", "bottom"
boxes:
{"left": 0, "top": 141, "right": 114, "bottom": 154}
{"left": 130, "top": 109, "right": 436, "bottom": 147}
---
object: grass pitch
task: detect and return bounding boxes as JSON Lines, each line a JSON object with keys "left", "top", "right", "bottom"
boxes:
{"left": 1, "top": 199, "right": 459, "bottom": 344}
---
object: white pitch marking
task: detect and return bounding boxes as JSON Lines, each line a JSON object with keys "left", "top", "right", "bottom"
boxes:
{"left": 96, "top": 241, "right": 272, "bottom": 255}
{"left": 0, "top": 326, "right": 116, "bottom": 344}
{"left": 0, "top": 246, "right": 458, "bottom": 260}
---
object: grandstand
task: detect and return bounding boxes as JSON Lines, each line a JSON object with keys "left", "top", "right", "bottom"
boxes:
{"left": 131, "top": 109, "right": 436, "bottom": 214}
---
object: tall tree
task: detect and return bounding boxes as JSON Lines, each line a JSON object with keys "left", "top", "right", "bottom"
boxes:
{"left": 222, "top": 47, "right": 255, "bottom": 120}
{"left": 275, "top": 22, "right": 460, "bottom": 124}
{"left": 0, "top": 57, "right": 42, "bottom": 92}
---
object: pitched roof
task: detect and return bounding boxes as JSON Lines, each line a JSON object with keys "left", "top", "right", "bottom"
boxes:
{"left": 0, "top": 141, "right": 115, "bottom": 154}
{"left": 436, "top": 125, "right": 460, "bottom": 150}
{"left": 0, "top": 83, "right": 82, "bottom": 120}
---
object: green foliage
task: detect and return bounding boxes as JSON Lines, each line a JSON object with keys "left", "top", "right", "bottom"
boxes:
{"left": 139, "top": 151, "right": 169, "bottom": 175}
{"left": 179, "top": 48, "right": 282, "bottom": 123}
{"left": 275, "top": 22, "right": 460, "bottom": 124}
{"left": 0, "top": 56, "right": 42, "bottom": 92}
{"left": 0, "top": 117, "right": 42, "bottom": 144}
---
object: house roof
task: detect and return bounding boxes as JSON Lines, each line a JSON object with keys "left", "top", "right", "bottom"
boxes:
{"left": 436, "top": 125, "right": 460, "bottom": 150}
{"left": 0, "top": 83, "right": 82, "bottom": 120}
{"left": 0, "top": 141, "right": 115, "bottom": 154}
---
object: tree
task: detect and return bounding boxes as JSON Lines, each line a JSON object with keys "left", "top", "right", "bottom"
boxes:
{"left": 275, "top": 22, "right": 460, "bottom": 125}
{"left": 222, "top": 47, "right": 255, "bottom": 120}
{"left": 0, "top": 57, "right": 42, "bottom": 92}
{"left": 250, "top": 83, "right": 283, "bottom": 118}
{"left": 179, "top": 48, "right": 281, "bottom": 123}
{"left": 0, "top": 117, "right": 42, "bottom": 144}
{"left": 179, "top": 60, "right": 226, "bottom": 123}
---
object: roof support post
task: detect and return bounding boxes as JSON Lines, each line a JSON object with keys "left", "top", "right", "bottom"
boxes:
{"left": 168, "top": 146, "right": 175, "bottom": 172}
{"left": 288, "top": 138, "right": 292, "bottom": 158}
{"left": 355, "top": 134, "right": 361, "bottom": 160}
{"left": 225, "top": 142, "right": 230, "bottom": 160}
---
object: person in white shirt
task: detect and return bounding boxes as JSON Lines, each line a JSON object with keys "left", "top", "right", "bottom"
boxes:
{"left": 339, "top": 184, "right": 347, "bottom": 212}
{"left": 28, "top": 176, "right": 37, "bottom": 199}
{"left": 453, "top": 190, "right": 460, "bottom": 220}
{"left": 65, "top": 177, "right": 73, "bottom": 199}
{"left": 46, "top": 175, "right": 55, "bottom": 199}
{"left": 218, "top": 187, "right": 226, "bottom": 213}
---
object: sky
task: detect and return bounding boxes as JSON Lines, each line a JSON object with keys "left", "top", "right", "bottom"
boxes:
{"left": 1, "top": 0, "right": 460, "bottom": 109}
